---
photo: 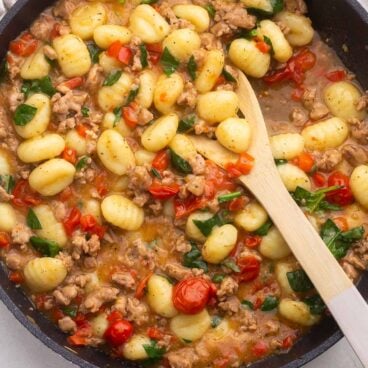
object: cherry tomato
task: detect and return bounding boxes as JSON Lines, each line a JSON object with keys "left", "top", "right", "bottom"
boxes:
{"left": 58, "top": 186, "right": 75, "bottom": 202}
{"left": 292, "top": 152, "right": 315, "bottom": 173}
{"left": 148, "top": 181, "right": 180, "bottom": 200}
{"left": 152, "top": 150, "right": 170, "bottom": 171}
{"left": 256, "top": 41, "right": 271, "bottom": 54}
{"left": 147, "top": 327, "right": 164, "bottom": 340}
{"left": 107, "top": 41, "right": 123, "bottom": 59}
{"left": 8, "top": 271, "right": 24, "bottom": 284}
{"left": 12, "top": 180, "right": 42, "bottom": 207}
{"left": 173, "top": 277, "right": 215, "bottom": 314}
{"left": 94, "top": 172, "right": 108, "bottom": 197}
{"left": 146, "top": 43, "right": 163, "bottom": 54}
{"left": 205, "top": 161, "right": 236, "bottom": 198}
{"left": 225, "top": 152, "right": 254, "bottom": 178}
{"left": 135, "top": 272, "right": 153, "bottom": 299}
{"left": 174, "top": 195, "right": 204, "bottom": 219}
{"left": 244, "top": 235, "right": 262, "bottom": 249}
{"left": 0, "top": 232, "right": 10, "bottom": 249}
{"left": 80, "top": 214, "right": 106, "bottom": 239}
{"left": 282, "top": 336, "right": 294, "bottom": 349}
{"left": 76, "top": 124, "right": 88, "bottom": 138}
{"left": 325, "top": 70, "right": 346, "bottom": 82}
{"left": 107, "top": 311, "right": 123, "bottom": 324}
{"left": 63, "top": 207, "right": 81, "bottom": 236}
{"left": 118, "top": 47, "right": 133, "bottom": 65}
{"left": 312, "top": 172, "right": 326, "bottom": 187}
{"left": 51, "top": 307, "right": 65, "bottom": 322}
{"left": 252, "top": 340, "right": 268, "bottom": 357}
{"left": 237, "top": 255, "right": 261, "bottom": 282}
{"left": 228, "top": 196, "right": 247, "bottom": 211}
{"left": 122, "top": 103, "right": 139, "bottom": 128}
{"left": 10, "top": 33, "right": 38, "bottom": 56}
{"left": 333, "top": 216, "right": 349, "bottom": 232}
{"left": 68, "top": 322, "right": 91, "bottom": 346}
{"left": 325, "top": 171, "right": 354, "bottom": 206}
{"left": 104, "top": 319, "right": 134, "bottom": 346}
{"left": 62, "top": 147, "right": 77, "bottom": 164}
{"left": 58, "top": 77, "right": 83, "bottom": 90}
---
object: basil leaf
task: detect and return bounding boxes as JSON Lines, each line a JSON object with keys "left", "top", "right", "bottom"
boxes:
{"left": 204, "top": 4, "right": 216, "bottom": 18}
{"left": 143, "top": 340, "right": 166, "bottom": 363}
{"left": 212, "top": 274, "right": 225, "bottom": 283}
{"left": 21, "top": 77, "right": 56, "bottom": 98}
{"left": 62, "top": 306, "right": 78, "bottom": 318}
{"left": 87, "top": 42, "right": 102, "bottom": 64}
{"left": 75, "top": 156, "right": 90, "bottom": 171}
{"left": 187, "top": 55, "right": 197, "bottom": 81}
{"left": 223, "top": 258, "right": 240, "bottom": 273}
{"left": 261, "top": 295, "right": 279, "bottom": 311}
{"left": 240, "top": 28, "right": 258, "bottom": 40}
{"left": 0, "top": 174, "right": 15, "bottom": 194}
{"left": 287, "top": 269, "right": 314, "bottom": 292}
{"left": 160, "top": 47, "right": 180, "bottom": 76}
{"left": 103, "top": 70, "right": 122, "bottom": 86}
{"left": 14, "top": 104, "right": 37, "bottom": 126}
{"left": 263, "top": 35, "right": 274, "bottom": 55}
{"left": 178, "top": 115, "right": 196, "bottom": 133}
{"left": 304, "top": 295, "right": 326, "bottom": 315}
{"left": 30, "top": 236, "right": 61, "bottom": 257}
{"left": 254, "top": 219, "right": 273, "bottom": 236}
{"left": 170, "top": 149, "right": 192, "bottom": 174}
{"left": 218, "top": 191, "right": 242, "bottom": 203}
{"left": 150, "top": 168, "right": 162, "bottom": 180}
{"left": 211, "top": 316, "right": 222, "bottom": 328}
{"left": 139, "top": 44, "right": 148, "bottom": 68}
{"left": 0, "top": 59, "right": 8, "bottom": 83}
{"left": 222, "top": 68, "right": 236, "bottom": 82}
{"left": 248, "top": 0, "right": 283, "bottom": 18}
{"left": 27, "top": 209, "right": 42, "bottom": 230}
{"left": 113, "top": 106, "right": 122, "bottom": 126}
{"left": 183, "top": 243, "right": 208, "bottom": 272}
{"left": 271, "top": 0, "right": 284, "bottom": 14}
{"left": 241, "top": 300, "right": 254, "bottom": 310}
{"left": 193, "top": 212, "right": 230, "bottom": 237}
{"left": 81, "top": 106, "right": 90, "bottom": 117}
{"left": 126, "top": 87, "right": 139, "bottom": 105}
{"left": 320, "top": 219, "right": 364, "bottom": 259}
{"left": 275, "top": 159, "right": 287, "bottom": 166}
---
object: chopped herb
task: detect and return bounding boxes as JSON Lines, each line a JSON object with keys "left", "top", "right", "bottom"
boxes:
{"left": 212, "top": 274, "right": 225, "bottom": 283}
{"left": 14, "top": 104, "right": 37, "bottom": 126}
{"left": 193, "top": 212, "right": 230, "bottom": 237}
{"left": 150, "top": 168, "right": 162, "bottom": 179}
{"left": 103, "top": 70, "right": 122, "bottom": 86}
{"left": 223, "top": 258, "right": 240, "bottom": 273}
{"left": 26, "top": 209, "right": 42, "bottom": 230}
{"left": 204, "top": 4, "right": 216, "bottom": 18}
{"left": 21, "top": 76, "right": 56, "bottom": 98}
{"left": 62, "top": 306, "right": 78, "bottom": 318}
{"left": 81, "top": 106, "right": 90, "bottom": 117}
{"left": 304, "top": 295, "right": 326, "bottom": 315}
{"left": 241, "top": 300, "right": 254, "bottom": 310}
{"left": 292, "top": 186, "right": 342, "bottom": 213}
{"left": 113, "top": 106, "right": 122, "bottom": 126}
{"left": 187, "top": 55, "right": 197, "bottom": 81}
{"left": 247, "top": 0, "right": 283, "bottom": 17}
{"left": 218, "top": 192, "right": 242, "bottom": 203}
{"left": 263, "top": 35, "right": 274, "bottom": 55}
{"left": 271, "top": 0, "right": 284, "bottom": 14}
{"left": 178, "top": 115, "right": 196, "bottom": 133}
{"left": 254, "top": 219, "right": 273, "bottom": 236}
{"left": 143, "top": 340, "right": 166, "bottom": 363}
{"left": 87, "top": 42, "right": 102, "bottom": 64}
{"left": 287, "top": 269, "right": 314, "bottom": 292}
{"left": 320, "top": 219, "right": 364, "bottom": 259}
{"left": 275, "top": 159, "right": 287, "bottom": 166}
{"left": 30, "top": 236, "right": 61, "bottom": 257}
{"left": 261, "top": 296, "right": 279, "bottom": 311}
{"left": 160, "top": 47, "right": 180, "bottom": 76}
{"left": 0, "top": 59, "right": 8, "bottom": 83}
{"left": 75, "top": 156, "right": 90, "bottom": 171}
{"left": 241, "top": 28, "right": 258, "bottom": 40}
{"left": 222, "top": 68, "right": 237, "bottom": 82}
{"left": 139, "top": 44, "right": 148, "bottom": 68}
{"left": 126, "top": 87, "right": 140, "bottom": 105}
{"left": 211, "top": 316, "right": 222, "bottom": 328}
{"left": 170, "top": 149, "right": 192, "bottom": 174}
{"left": 0, "top": 174, "right": 15, "bottom": 194}
{"left": 183, "top": 243, "right": 208, "bottom": 272}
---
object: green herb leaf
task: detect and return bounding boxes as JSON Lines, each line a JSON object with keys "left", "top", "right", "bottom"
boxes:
{"left": 62, "top": 306, "right": 78, "bottom": 318}
{"left": 271, "top": 0, "right": 284, "bottom": 14}
{"left": 14, "top": 104, "right": 37, "bottom": 126}
{"left": 223, "top": 258, "right": 240, "bottom": 273}
{"left": 0, "top": 175, "right": 15, "bottom": 194}
{"left": 275, "top": 159, "right": 287, "bottom": 166}
{"left": 143, "top": 340, "right": 166, "bottom": 363}
{"left": 320, "top": 219, "right": 364, "bottom": 259}
{"left": 113, "top": 106, "right": 122, "bottom": 126}
{"left": 263, "top": 35, "right": 274, "bottom": 55}
{"left": 183, "top": 243, "right": 208, "bottom": 272}
{"left": 240, "top": 28, "right": 258, "bottom": 40}
{"left": 26, "top": 209, "right": 42, "bottom": 230}
{"left": 81, "top": 106, "right": 90, "bottom": 117}
{"left": 254, "top": 219, "right": 273, "bottom": 236}
{"left": 292, "top": 186, "right": 342, "bottom": 213}
{"left": 261, "top": 295, "right": 279, "bottom": 311}
{"left": 187, "top": 55, "right": 197, "bottom": 81}
{"left": 75, "top": 156, "right": 90, "bottom": 171}
{"left": 30, "top": 236, "right": 61, "bottom": 257}
{"left": 126, "top": 87, "right": 140, "bottom": 105}
{"left": 0, "top": 59, "right": 8, "bottom": 83}
{"left": 247, "top": 0, "right": 283, "bottom": 18}
{"left": 150, "top": 168, "right": 162, "bottom": 180}
{"left": 204, "top": 4, "right": 216, "bottom": 17}
{"left": 193, "top": 212, "right": 230, "bottom": 237}
{"left": 287, "top": 269, "right": 314, "bottom": 292}
{"left": 160, "top": 47, "right": 180, "bottom": 76}
{"left": 241, "top": 300, "right": 254, "bottom": 310}
{"left": 178, "top": 115, "right": 196, "bottom": 133}
{"left": 218, "top": 191, "right": 242, "bottom": 203}
{"left": 87, "top": 42, "right": 102, "bottom": 64}
{"left": 211, "top": 315, "right": 222, "bottom": 328}
{"left": 170, "top": 149, "right": 192, "bottom": 174}
{"left": 304, "top": 295, "right": 326, "bottom": 315}
{"left": 139, "top": 44, "right": 149, "bottom": 68}
{"left": 222, "top": 68, "right": 236, "bottom": 82}
{"left": 212, "top": 274, "right": 225, "bottom": 283}
{"left": 21, "top": 76, "right": 56, "bottom": 98}
{"left": 103, "top": 70, "right": 122, "bottom": 86}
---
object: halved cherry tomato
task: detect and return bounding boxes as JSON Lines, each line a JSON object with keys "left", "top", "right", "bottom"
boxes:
{"left": 80, "top": 214, "right": 106, "bottom": 239}
{"left": 325, "top": 171, "right": 354, "bottom": 206}
{"left": 237, "top": 255, "right": 261, "bottom": 282}
{"left": 173, "top": 277, "right": 216, "bottom": 314}
{"left": 147, "top": 327, "right": 164, "bottom": 340}
{"left": 252, "top": 340, "right": 269, "bottom": 357}
{"left": 63, "top": 207, "right": 81, "bottom": 236}
{"left": 9, "top": 271, "right": 24, "bottom": 284}
{"left": 146, "top": 43, "right": 163, "bottom": 54}
{"left": 282, "top": 336, "right": 294, "bottom": 350}
{"left": 76, "top": 124, "right": 88, "bottom": 138}
{"left": 12, "top": 180, "right": 42, "bottom": 207}
{"left": 107, "top": 311, "right": 123, "bottom": 324}
{"left": 62, "top": 147, "right": 77, "bottom": 164}
{"left": 205, "top": 161, "right": 236, "bottom": 197}
{"left": 225, "top": 152, "right": 254, "bottom": 178}
{"left": 118, "top": 46, "right": 133, "bottom": 65}
{"left": 333, "top": 217, "right": 349, "bottom": 232}
{"left": 228, "top": 196, "right": 247, "bottom": 211}
{"left": 312, "top": 172, "right": 326, "bottom": 187}
{"left": 244, "top": 235, "right": 262, "bottom": 249}
{"left": 135, "top": 272, "right": 153, "bottom": 299}
{"left": 256, "top": 41, "right": 271, "bottom": 54}
{"left": 122, "top": 103, "right": 139, "bottom": 128}
{"left": 292, "top": 152, "right": 315, "bottom": 173}
{"left": 0, "top": 232, "right": 10, "bottom": 249}
{"left": 94, "top": 172, "right": 108, "bottom": 197}
{"left": 148, "top": 181, "right": 180, "bottom": 200}
{"left": 68, "top": 322, "right": 91, "bottom": 346}
{"left": 174, "top": 195, "right": 204, "bottom": 219}
{"left": 10, "top": 33, "right": 38, "bottom": 57}
{"left": 152, "top": 150, "right": 169, "bottom": 171}
{"left": 58, "top": 77, "right": 84, "bottom": 90}
{"left": 325, "top": 70, "right": 346, "bottom": 82}
{"left": 104, "top": 319, "right": 134, "bottom": 346}
{"left": 107, "top": 41, "right": 124, "bottom": 58}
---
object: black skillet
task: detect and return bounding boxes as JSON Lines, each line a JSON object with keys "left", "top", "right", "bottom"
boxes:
{"left": 0, "top": 0, "right": 367, "bottom": 367}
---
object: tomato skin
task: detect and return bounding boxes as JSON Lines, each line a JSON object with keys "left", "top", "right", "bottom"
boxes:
{"left": 148, "top": 181, "right": 180, "bottom": 199}
{"left": 152, "top": 150, "right": 170, "bottom": 171}
{"left": 256, "top": 41, "right": 270, "bottom": 54}
{"left": 118, "top": 47, "right": 133, "bottom": 65}
{"left": 62, "top": 147, "right": 77, "bottom": 164}
{"left": 312, "top": 172, "right": 326, "bottom": 187}
{"left": 12, "top": 180, "right": 42, "bottom": 208}
{"left": 63, "top": 207, "right": 82, "bottom": 236}
{"left": 325, "top": 70, "right": 346, "bottom": 82}
{"left": 237, "top": 255, "right": 261, "bottom": 282}
{"left": 225, "top": 152, "right": 254, "bottom": 178}
{"left": 147, "top": 327, "right": 164, "bottom": 340}
{"left": 135, "top": 272, "right": 153, "bottom": 299}
{"left": 107, "top": 41, "right": 123, "bottom": 58}
{"left": 58, "top": 77, "right": 84, "bottom": 90}
{"left": 174, "top": 195, "right": 204, "bottom": 219}
{"left": 9, "top": 271, "right": 24, "bottom": 284}
{"left": 0, "top": 232, "right": 10, "bottom": 249}
{"left": 76, "top": 124, "right": 88, "bottom": 138}
{"left": 292, "top": 152, "right": 315, "bottom": 173}
{"left": 173, "top": 277, "right": 215, "bottom": 314}
{"left": 282, "top": 336, "right": 294, "bottom": 350}
{"left": 228, "top": 196, "right": 247, "bottom": 211}
{"left": 10, "top": 33, "right": 38, "bottom": 56}
{"left": 50, "top": 23, "right": 61, "bottom": 39}
{"left": 104, "top": 319, "right": 134, "bottom": 346}
{"left": 244, "top": 235, "right": 262, "bottom": 249}
{"left": 252, "top": 340, "right": 269, "bottom": 357}
{"left": 325, "top": 171, "right": 354, "bottom": 206}
{"left": 146, "top": 43, "right": 162, "bottom": 65}
{"left": 122, "top": 104, "right": 139, "bottom": 128}
{"left": 80, "top": 214, "right": 106, "bottom": 239}
{"left": 94, "top": 172, "right": 108, "bottom": 197}
{"left": 333, "top": 217, "right": 349, "bottom": 232}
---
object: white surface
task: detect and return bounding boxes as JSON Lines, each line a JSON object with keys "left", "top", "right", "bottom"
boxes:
{"left": 0, "top": 300, "right": 364, "bottom": 368}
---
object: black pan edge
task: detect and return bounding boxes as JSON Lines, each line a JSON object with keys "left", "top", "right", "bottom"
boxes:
{"left": 0, "top": 0, "right": 367, "bottom": 367}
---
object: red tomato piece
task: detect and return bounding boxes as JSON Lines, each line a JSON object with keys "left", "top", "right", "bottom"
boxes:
{"left": 104, "top": 320, "right": 134, "bottom": 346}
{"left": 148, "top": 181, "right": 180, "bottom": 200}
{"left": 51, "top": 307, "right": 65, "bottom": 322}
{"left": 50, "top": 23, "right": 61, "bottom": 39}
{"left": 214, "top": 75, "right": 226, "bottom": 88}
{"left": 107, "top": 311, "right": 123, "bottom": 324}
{"left": 225, "top": 152, "right": 254, "bottom": 178}
{"left": 94, "top": 172, "right": 108, "bottom": 197}
{"left": 237, "top": 255, "right": 261, "bottom": 282}
{"left": 122, "top": 104, "right": 139, "bottom": 128}
{"left": 118, "top": 46, "right": 133, "bottom": 65}
{"left": 147, "top": 327, "right": 164, "bottom": 340}
{"left": 312, "top": 172, "right": 326, "bottom": 187}
{"left": 135, "top": 272, "right": 153, "bottom": 299}
{"left": 256, "top": 41, "right": 271, "bottom": 53}
{"left": 174, "top": 195, "right": 204, "bottom": 219}
{"left": 282, "top": 336, "right": 294, "bottom": 350}
{"left": 10, "top": 32, "right": 38, "bottom": 57}
{"left": 58, "top": 186, "right": 75, "bottom": 202}
{"left": 107, "top": 41, "right": 123, "bottom": 58}
{"left": 63, "top": 207, "right": 81, "bottom": 236}
{"left": 9, "top": 271, "right": 24, "bottom": 284}
{"left": 244, "top": 235, "right": 262, "bottom": 249}
{"left": 80, "top": 214, "right": 106, "bottom": 239}
{"left": 325, "top": 70, "right": 346, "bottom": 82}
{"left": 76, "top": 124, "right": 88, "bottom": 138}
{"left": 325, "top": 171, "right": 354, "bottom": 206}
{"left": 228, "top": 196, "right": 247, "bottom": 211}
{"left": 146, "top": 43, "right": 163, "bottom": 54}
{"left": 62, "top": 147, "right": 77, "bottom": 164}
{"left": 0, "top": 232, "right": 10, "bottom": 249}
{"left": 252, "top": 340, "right": 269, "bottom": 357}
{"left": 58, "top": 77, "right": 84, "bottom": 90}
{"left": 292, "top": 152, "right": 315, "bottom": 173}
{"left": 12, "top": 180, "right": 42, "bottom": 207}
{"left": 173, "top": 277, "right": 215, "bottom": 314}
{"left": 152, "top": 150, "right": 170, "bottom": 171}
{"left": 333, "top": 216, "right": 349, "bottom": 232}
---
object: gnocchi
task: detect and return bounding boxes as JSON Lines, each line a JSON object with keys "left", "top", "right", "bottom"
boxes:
{"left": 259, "top": 227, "right": 291, "bottom": 260}
{"left": 270, "top": 133, "right": 305, "bottom": 160}
{"left": 234, "top": 202, "right": 268, "bottom": 232}
{"left": 172, "top": 5, "right": 210, "bottom": 33}
{"left": 279, "top": 299, "right": 320, "bottom": 326}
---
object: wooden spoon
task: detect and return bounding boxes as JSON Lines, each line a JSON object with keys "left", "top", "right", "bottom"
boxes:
{"left": 235, "top": 70, "right": 368, "bottom": 366}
